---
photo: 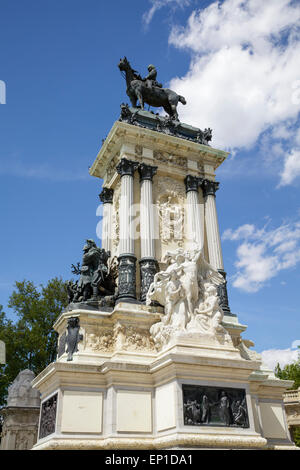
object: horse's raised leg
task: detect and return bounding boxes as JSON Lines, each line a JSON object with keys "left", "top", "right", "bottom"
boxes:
{"left": 136, "top": 91, "right": 144, "bottom": 110}
{"left": 128, "top": 91, "right": 137, "bottom": 108}
{"left": 170, "top": 105, "right": 179, "bottom": 121}
{"left": 162, "top": 103, "right": 173, "bottom": 119}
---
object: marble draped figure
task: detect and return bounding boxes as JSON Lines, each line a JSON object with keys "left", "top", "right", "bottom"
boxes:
{"left": 146, "top": 247, "right": 232, "bottom": 349}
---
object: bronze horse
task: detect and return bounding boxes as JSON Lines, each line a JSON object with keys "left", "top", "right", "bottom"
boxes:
{"left": 118, "top": 57, "right": 186, "bottom": 120}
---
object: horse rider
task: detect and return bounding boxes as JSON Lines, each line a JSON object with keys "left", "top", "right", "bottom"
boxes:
{"left": 144, "top": 64, "right": 162, "bottom": 89}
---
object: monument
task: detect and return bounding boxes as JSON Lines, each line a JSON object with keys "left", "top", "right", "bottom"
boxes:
{"left": 0, "top": 370, "right": 40, "bottom": 450}
{"left": 31, "top": 57, "right": 295, "bottom": 450}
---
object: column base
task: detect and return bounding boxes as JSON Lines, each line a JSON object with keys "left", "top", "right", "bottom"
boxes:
{"left": 218, "top": 270, "right": 235, "bottom": 316}
{"left": 139, "top": 257, "right": 159, "bottom": 302}
{"left": 117, "top": 254, "right": 137, "bottom": 302}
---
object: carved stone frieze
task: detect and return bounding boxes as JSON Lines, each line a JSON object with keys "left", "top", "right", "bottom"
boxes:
{"left": 123, "top": 325, "right": 156, "bottom": 352}
{"left": 86, "top": 327, "right": 114, "bottom": 353}
{"left": 153, "top": 150, "right": 187, "bottom": 169}
{"left": 84, "top": 321, "right": 155, "bottom": 354}
{"left": 183, "top": 384, "right": 249, "bottom": 428}
{"left": 135, "top": 144, "right": 143, "bottom": 156}
{"left": 39, "top": 394, "right": 58, "bottom": 440}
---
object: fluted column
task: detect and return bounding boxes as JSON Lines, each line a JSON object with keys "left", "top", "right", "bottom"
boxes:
{"left": 202, "top": 180, "right": 223, "bottom": 270}
{"left": 99, "top": 187, "right": 114, "bottom": 254}
{"left": 202, "top": 179, "right": 231, "bottom": 314}
{"left": 138, "top": 163, "right": 158, "bottom": 302}
{"left": 184, "top": 175, "right": 204, "bottom": 250}
{"left": 116, "top": 158, "right": 139, "bottom": 302}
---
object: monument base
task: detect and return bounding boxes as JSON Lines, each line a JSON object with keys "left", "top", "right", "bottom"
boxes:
{"left": 31, "top": 303, "right": 296, "bottom": 450}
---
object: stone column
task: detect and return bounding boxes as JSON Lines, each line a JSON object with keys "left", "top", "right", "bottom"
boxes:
{"left": 202, "top": 179, "right": 231, "bottom": 314}
{"left": 99, "top": 187, "right": 114, "bottom": 254}
{"left": 138, "top": 163, "right": 158, "bottom": 302}
{"left": 184, "top": 175, "right": 204, "bottom": 250}
{"left": 116, "top": 158, "right": 139, "bottom": 302}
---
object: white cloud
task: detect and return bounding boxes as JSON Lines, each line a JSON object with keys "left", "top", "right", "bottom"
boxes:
{"left": 223, "top": 221, "right": 300, "bottom": 292}
{"left": 223, "top": 224, "right": 257, "bottom": 241}
{"left": 167, "top": 0, "right": 300, "bottom": 184}
{"left": 143, "top": 0, "right": 191, "bottom": 27}
{"left": 261, "top": 348, "right": 299, "bottom": 371}
{"left": 278, "top": 149, "right": 300, "bottom": 186}
{"left": 0, "top": 157, "right": 89, "bottom": 182}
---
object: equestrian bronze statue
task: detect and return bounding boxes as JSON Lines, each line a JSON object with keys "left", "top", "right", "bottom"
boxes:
{"left": 118, "top": 57, "right": 186, "bottom": 121}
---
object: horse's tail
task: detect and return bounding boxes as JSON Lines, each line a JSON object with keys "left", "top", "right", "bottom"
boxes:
{"left": 179, "top": 95, "right": 186, "bottom": 105}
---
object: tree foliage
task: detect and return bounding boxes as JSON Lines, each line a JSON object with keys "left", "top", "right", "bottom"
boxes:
{"left": 275, "top": 354, "right": 300, "bottom": 390}
{"left": 0, "top": 278, "right": 68, "bottom": 407}
{"left": 275, "top": 352, "right": 300, "bottom": 447}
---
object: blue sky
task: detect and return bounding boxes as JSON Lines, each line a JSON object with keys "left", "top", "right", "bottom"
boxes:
{"left": 0, "top": 0, "right": 300, "bottom": 368}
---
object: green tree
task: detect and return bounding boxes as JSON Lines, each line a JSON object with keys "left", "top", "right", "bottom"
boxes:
{"left": 275, "top": 351, "right": 300, "bottom": 447}
{"left": 0, "top": 277, "right": 68, "bottom": 407}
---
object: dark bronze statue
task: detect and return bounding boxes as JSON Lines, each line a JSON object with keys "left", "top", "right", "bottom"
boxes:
{"left": 68, "top": 239, "right": 116, "bottom": 305}
{"left": 118, "top": 57, "right": 186, "bottom": 120}
{"left": 66, "top": 317, "right": 83, "bottom": 361}
{"left": 182, "top": 384, "right": 249, "bottom": 428}
{"left": 144, "top": 64, "right": 162, "bottom": 89}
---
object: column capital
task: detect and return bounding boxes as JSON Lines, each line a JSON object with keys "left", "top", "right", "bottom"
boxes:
{"left": 184, "top": 175, "right": 204, "bottom": 193}
{"left": 99, "top": 187, "right": 114, "bottom": 204}
{"left": 138, "top": 163, "right": 157, "bottom": 182}
{"left": 116, "top": 158, "right": 139, "bottom": 177}
{"left": 202, "top": 179, "right": 220, "bottom": 197}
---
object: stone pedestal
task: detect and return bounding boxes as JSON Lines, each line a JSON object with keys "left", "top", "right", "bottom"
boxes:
{"left": 0, "top": 369, "right": 41, "bottom": 450}
{"left": 30, "top": 304, "right": 294, "bottom": 450}
{"left": 0, "top": 407, "right": 40, "bottom": 450}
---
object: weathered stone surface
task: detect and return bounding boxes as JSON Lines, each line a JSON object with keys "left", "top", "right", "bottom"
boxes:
{"left": 0, "top": 369, "right": 40, "bottom": 450}
{"left": 7, "top": 369, "right": 40, "bottom": 408}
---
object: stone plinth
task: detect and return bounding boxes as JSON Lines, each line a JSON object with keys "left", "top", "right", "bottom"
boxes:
{"left": 31, "top": 303, "right": 295, "bottom": 450}
{"left": 0, "top": 407, "right": 40, "bottom": 450}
